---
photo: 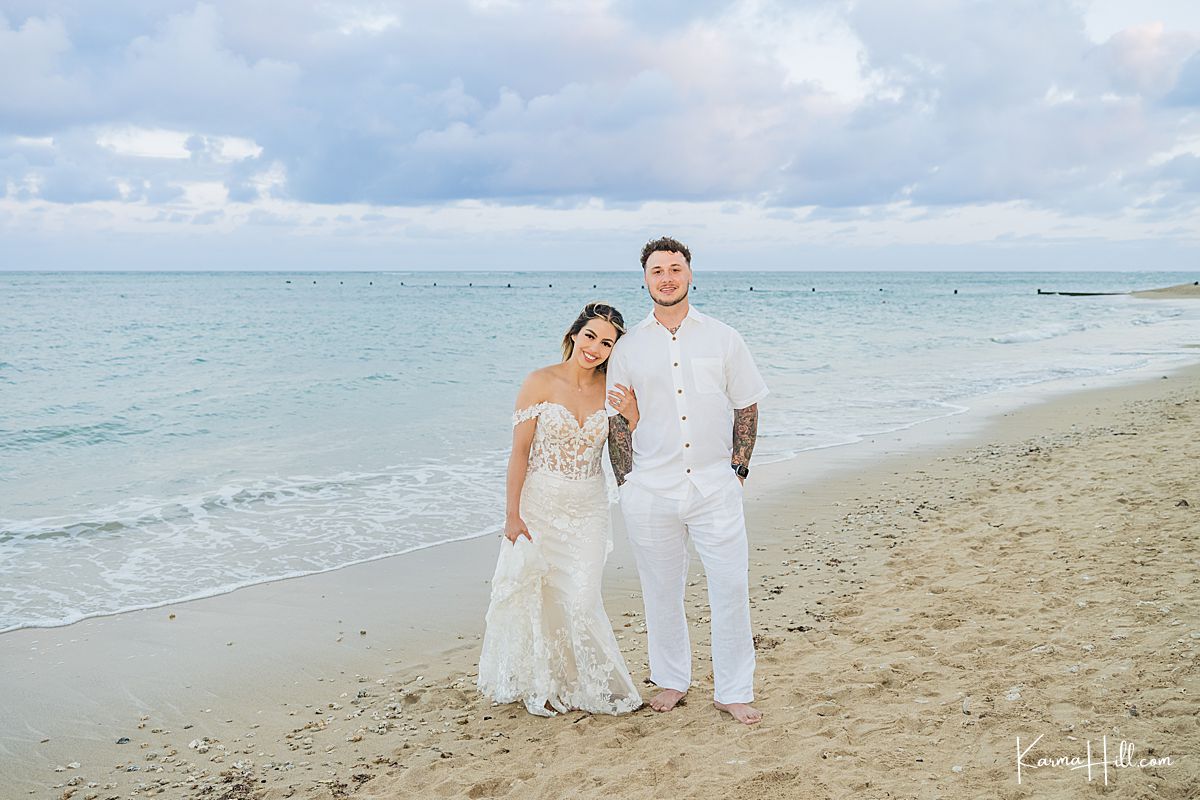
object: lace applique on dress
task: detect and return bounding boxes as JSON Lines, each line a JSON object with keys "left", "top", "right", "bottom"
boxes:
{"left": 512, "top": 402, "right": 608, "bottom": 481}
{"left": 512, "top": 403, "right": 544, "bottom": 428}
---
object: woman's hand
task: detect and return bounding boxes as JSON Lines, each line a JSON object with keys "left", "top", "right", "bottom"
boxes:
{"left": 608, "top": 383, "right": 639, "bottom": 430}
{"left": 504, "top": 515, "right": 532, "bottom": 544}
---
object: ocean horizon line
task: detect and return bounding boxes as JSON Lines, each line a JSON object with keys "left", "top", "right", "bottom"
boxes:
{"left": 4, "top": 268, "right": 1199, "bottom": 275}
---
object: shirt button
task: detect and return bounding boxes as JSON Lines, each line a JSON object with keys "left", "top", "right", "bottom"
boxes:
{"left": 686, "top": 468, "right": 692, "bottom": 474}
{"left": 684, "top": 442, "right": 690, "bottom": 448}
{"left": 681, "top": 415, "right": 687, "bottom": 421}
{"left": 673, "top": 362, "right": 679, "bottom": 367}
{"left": 672, "top": 336, "right": 677, "bottom": 341}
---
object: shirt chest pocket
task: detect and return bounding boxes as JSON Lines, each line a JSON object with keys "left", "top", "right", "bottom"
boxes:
{"left": 690, "top": 357, "right": 725, "bottom": 395}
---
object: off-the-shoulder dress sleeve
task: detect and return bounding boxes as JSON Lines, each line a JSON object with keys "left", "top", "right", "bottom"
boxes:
{"left": 512, "top": 402, "right": 546, "bottom": 428}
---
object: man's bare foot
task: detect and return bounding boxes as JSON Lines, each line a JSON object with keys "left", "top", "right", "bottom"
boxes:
{"left": 648, "top": 688, "right": 687, "bottom": 712}
{"left": 714, "top": 701, "right": 762, "bottom": 725}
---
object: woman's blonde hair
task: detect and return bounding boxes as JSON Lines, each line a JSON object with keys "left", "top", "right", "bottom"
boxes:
{"left": 561, "top": 302, "right": 626, "bottom": 373}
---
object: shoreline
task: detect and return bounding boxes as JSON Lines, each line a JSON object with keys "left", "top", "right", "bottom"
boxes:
{"left": 0, "top": 525, "right": 508, "bottom": 637}
{"left": 4, "top": 360, "right": 1198, "bottom": 797}
{"left": 5, "top": 348, "right": 1197, "bottom": 639}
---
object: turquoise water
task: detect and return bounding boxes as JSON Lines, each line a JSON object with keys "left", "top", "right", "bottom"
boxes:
{"left": 1, "top": 270, "right": 1197, "bottom": 632}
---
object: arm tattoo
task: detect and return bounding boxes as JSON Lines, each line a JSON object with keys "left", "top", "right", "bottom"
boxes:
{"left": 732, "top": 403, "right": 759, "bottom": 467}
{"left": 608, "top": 414, "right": 633, "bottom": 486}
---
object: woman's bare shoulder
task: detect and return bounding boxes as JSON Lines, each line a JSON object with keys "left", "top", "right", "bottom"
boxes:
{"left": 515, "top": 364, "right": 564, "bottom": 406}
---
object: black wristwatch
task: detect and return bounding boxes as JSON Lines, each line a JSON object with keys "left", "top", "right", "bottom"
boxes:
{"left": 732, "top": 463, "right": 749, "bottom": 479}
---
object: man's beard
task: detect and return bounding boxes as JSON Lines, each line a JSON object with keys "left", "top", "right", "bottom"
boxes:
{"left": 652, "top": 286, "right": 688, "bottom": 307}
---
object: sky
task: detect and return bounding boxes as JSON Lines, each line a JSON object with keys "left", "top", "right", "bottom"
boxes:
{"left": 1, "top": 0, "right": 1199, "bottom": 271}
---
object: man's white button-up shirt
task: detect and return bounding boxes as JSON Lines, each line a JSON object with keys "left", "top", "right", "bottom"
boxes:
{"left": 606, "top": 305, "right": 768, "bottom": 500}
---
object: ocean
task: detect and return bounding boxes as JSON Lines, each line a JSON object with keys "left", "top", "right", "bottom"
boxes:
{"left": 1, "top": 270, "right": 1197, "bottom": 632}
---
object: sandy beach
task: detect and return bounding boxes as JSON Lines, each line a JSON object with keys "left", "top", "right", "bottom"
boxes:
{"left": 7, "top": 363, "right": 1199, "bottom": 800}
{"left": 1133, "top": 282, "right": 1200, "bottom": 300}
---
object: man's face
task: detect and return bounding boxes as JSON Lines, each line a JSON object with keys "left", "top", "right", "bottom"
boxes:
{"left": 643, "top": 250, "right": 692, "bottom": 307}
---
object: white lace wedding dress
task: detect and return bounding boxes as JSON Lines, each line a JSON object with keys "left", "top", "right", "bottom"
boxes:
{"left": 476, "top": 401, "right": 643, "bottom": 716}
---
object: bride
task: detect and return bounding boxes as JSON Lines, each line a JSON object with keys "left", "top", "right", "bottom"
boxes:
{"left": 477, "top": 302, "right": 643, "bottom": 716}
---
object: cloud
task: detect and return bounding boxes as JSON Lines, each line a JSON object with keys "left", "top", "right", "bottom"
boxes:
{"left": 0, "top": 0, "right": 1198, "bottom": 270}
{"left": 1, "top": 2, "right": 835, "bottom": 206}
{"left": 1097, "top": 22, "right": 1199, "bottom": 97}
{"left": 0, "top": 13, "right": 93, "bottom": 133}
{"left": 771, "top": 0, "right": 1200, "bottom": 212}
{"left": 1167, "top": 49, "right": 1200, "bottom": 105}
{"left": 112, "top": 4, "right": 301, "bottom": 131}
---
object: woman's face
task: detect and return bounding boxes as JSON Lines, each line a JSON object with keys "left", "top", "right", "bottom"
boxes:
{"left": 571, "top": 317, "right": 619, "bottom": 370}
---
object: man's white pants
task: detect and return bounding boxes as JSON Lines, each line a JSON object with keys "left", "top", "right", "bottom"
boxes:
{"left": 619, "top": 479, "right": 754, "bottom": 704}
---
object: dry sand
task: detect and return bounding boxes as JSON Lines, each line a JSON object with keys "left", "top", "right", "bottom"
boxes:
{"left": 10, "top": 366, "right": 1200, "bottom": 800}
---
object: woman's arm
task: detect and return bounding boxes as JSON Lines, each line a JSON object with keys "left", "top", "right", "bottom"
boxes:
{"left": 504, "top": 374, "right": 543, "bottom": 542}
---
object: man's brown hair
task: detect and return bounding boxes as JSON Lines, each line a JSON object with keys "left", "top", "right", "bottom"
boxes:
{"left": 639, "top": 236, "right": 691, "bottom": 269}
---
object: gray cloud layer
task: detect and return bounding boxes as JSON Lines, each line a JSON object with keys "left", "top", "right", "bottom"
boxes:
{"left": 1, "top": 0, "right": 1198, "bottom": 216}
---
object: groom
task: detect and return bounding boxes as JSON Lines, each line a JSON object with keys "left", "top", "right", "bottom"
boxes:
{"left": 606, "top": 236, "right": 767, "bottom": 725}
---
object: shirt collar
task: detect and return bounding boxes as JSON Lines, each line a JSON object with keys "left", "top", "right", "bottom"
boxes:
{"left": 638, "top": 304, "right": 706, "bottom": 330}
